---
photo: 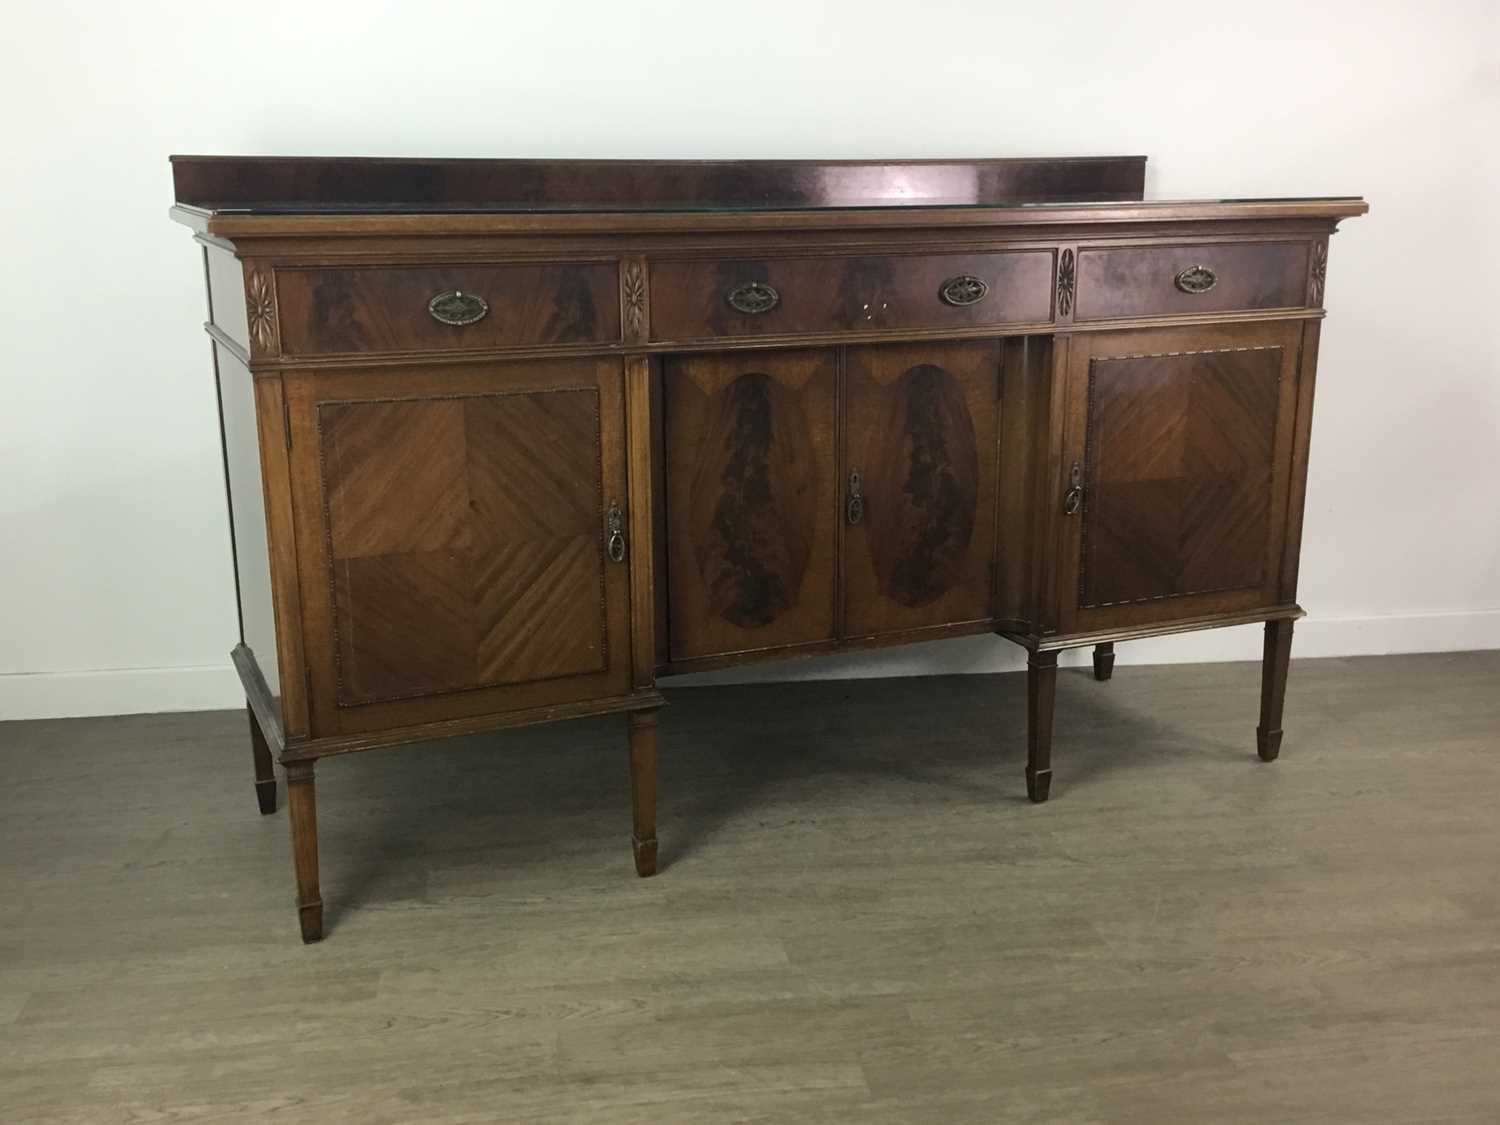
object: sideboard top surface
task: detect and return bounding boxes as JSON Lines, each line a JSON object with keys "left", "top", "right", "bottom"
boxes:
{"left": 172, "top": 155, "right": 1152, "bottom": 212}
{"left": 169, "top": 155, "right": 1367, "bottom": 238}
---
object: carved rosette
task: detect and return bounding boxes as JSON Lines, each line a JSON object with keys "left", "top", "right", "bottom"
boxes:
{"left": 1309, "top": 241, "right": 1328, "bottom": 306}
{"left": 622, "top": 258, "right": 647, "bottom": 342}
{"left": 246, "top": 269, "right": 278, "bottom": 353}
{"left": 1057, "top": 248, "right": 1076, "bottom": 317}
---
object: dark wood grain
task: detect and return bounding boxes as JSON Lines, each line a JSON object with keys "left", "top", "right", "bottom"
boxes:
{"left": 1092, "top": 642, "right": 1116, "bottom": 682}
{"left": 182, "top": 199, "right": 1368, "bottom": 245}
{"left": 275, "top": 690, "right": 664, "bottom": 762}
{"left": 843, "top": 341, "right": 1000, "bottom": 638}
{"left": 1257, "top": 618, "right": 1295, "bottom": 762}
{"left": 992, "top": 336, "right": 1055, "bottom": 631}
{"left": 1278, "top": 319, "right": 1322, "bottom": 603}
{"left": 649, "top": 252, "right": 1053, "bottom": 342}
{"left": 275, "top": 263, "right": 620, "bottom": 355}
{"left": 319, "top": 388, "right": 607, "bottom": 705}
{"left": 284, "top": 760, "right": 322, "bottom": 943}
{"left": 1073, "top": 240, "right": 1311, "bottom": 321}
{"left": 172, "top": 154, "right": 1363, "bottom": 940}
{"left": 171, "top": 154, "right": 1149, "bottom": 210}
{"left": 866, "top": 364, "right": 979, "bottom": 607}
{"left": 247, "top": 704, "right": 276, "bottom": 814}
{"left": 1002, "top": 606, "right": 1303, "bottom": 655}
{"left": 628, "top": 709, "right": 659, "bottom": 877}
{"left": 251, "top": 374, "right": 311, "bottom": 738}
{"left": 284, "top": 358, "right": 634, "bottom": 737}
{"left": 1077, "top": 345, "right": 1281, "bottom": 608}
{"left": 1054, "top": 321, "right": 1304, "bottom": 637}
{"left": 1025, "top": 651, "right": 1058, "bottom": 803}
{"left": 664, "top": 350, "right": 837, "bottom": 661}
{"left": 624, "top": 356, "right": 660, "bottom": 689}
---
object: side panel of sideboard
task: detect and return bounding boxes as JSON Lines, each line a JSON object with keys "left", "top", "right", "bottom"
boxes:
{"left": 213, "top": 339, "right": 280, "bottom": 710}
{"left": 205, "top": 241, "right": 310, "bottom": 741}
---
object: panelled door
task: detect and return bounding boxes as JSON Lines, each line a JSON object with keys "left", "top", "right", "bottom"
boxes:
{"left": 285, "top": 357, "right": 632, "bottom": 736}
{"left": 843, "top": 341, "right": 1002, "bottom": 638}
{"left": 663, "top": 349, "right": 838, "bottom": 662}
{"left": 1056, "top": 321, "right": 1306, "bottom": 634}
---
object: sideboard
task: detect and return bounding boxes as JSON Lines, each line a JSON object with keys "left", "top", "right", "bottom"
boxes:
{"left": 169, "top": 156, "right": 1366, "bottom": 941}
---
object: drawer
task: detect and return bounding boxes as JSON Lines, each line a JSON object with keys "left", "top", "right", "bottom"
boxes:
{"left": 274, "top": 262, "right": 621, "bottom": 356}
{"left": 648, "top": 251, "right": 1054, "bottom": 342}
{"left": 1072, "top": 241, "right": 1310, "bottom": 322}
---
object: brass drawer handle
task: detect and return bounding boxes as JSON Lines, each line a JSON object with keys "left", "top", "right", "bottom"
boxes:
{"left": 428, "top": 290, "right": 489, "bottom": 326}
{"left": 846, "top": 469, "right": 865, "bottom": 525}
{"left": 1062, "top": 460, "right": 1083, "bottom": 515}
{"left": 726, "top": 281, "right": 779, "bottom": 315}
{"left": 606, "top": 500, "right": 627, "bottom": 563}
{"left": 1174, "top": 266, "right": 1218, "bottom": 295}
{"left": 939, "top": 275, "right": 989, "bottom": 307}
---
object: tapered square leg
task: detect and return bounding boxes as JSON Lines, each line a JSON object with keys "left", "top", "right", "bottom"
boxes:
{"left": 1026, "top": 651, "right": 1058, "bottom": 802}
{"left": 1092, "top": 643, "right": 1115, "bottom": 682}
{"left": 628, "top": 709, "right": 659, "bottom": 876}
{"left": 284, "top": 760, "right": 323, "bottom": 942}
{"left": 247, "top": 705, "right": 277, "bottom": 815}
{"left": 1257, "top": 619, "right": 1294, "bottom": 762}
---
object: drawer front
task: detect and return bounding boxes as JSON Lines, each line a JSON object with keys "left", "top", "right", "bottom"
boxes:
{"left": 275, "top": 263, "right": 621, "bottom": 356}
{"left": 1072, "top": 241, "right": 1310, "bottom": 322}
{"left": 649, "top": 252, "right": 1054, "bottom": 342}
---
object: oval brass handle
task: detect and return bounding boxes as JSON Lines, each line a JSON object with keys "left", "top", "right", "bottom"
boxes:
{"left": 939, "top": 275, "right": 989, "bottom": 307}
{"left": 428, "top": 290, "right": 489, "bottom": 326}
{"left": 846, "top": 469, "right": 865, "bottom": 525}
{"left": 605, "top": 500, "right": 627, "bottom": 564}
{"left": 726, "top": 281, "right": 779, "bottom": 315}
{"left": 1174, "top": 266, "right": 1218, "bottom": 295}
{"left": 1062, "top": 460, "right": 1083, "bottom": 515}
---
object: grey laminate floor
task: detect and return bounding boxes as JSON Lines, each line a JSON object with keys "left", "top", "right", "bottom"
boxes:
{"left": 2, "top": 652, "right": 1498, "bottom": 1123}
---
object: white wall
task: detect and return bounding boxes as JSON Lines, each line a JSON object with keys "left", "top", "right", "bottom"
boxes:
{"left": 1, "top": 0, "right": 1496, "bottom": 718}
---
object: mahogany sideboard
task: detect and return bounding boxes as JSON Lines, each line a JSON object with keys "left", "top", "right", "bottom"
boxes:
{"left": 169, "top": 155, "right": 1366, "bottom": 942}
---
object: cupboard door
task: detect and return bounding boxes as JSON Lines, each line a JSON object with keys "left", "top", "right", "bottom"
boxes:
{"left": 843, "top": 341, "right": 1001, "bottom": 638}
{"left": 663, "top": 350, "right": 837, "bottom": 662}
{"left": 286, "top": 357, "right": 631, "bottom": 736}
{"left": 1057, "top": 321, "right": 1303, "bottom": 633}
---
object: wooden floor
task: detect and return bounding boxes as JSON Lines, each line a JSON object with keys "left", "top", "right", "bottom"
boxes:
{"left": 2, "top": 652, "right": 1498, "bottom": 1123}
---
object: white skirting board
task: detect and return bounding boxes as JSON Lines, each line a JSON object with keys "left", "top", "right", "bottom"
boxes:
{"left": 0, "top": 664, "right": 246, "bottom": 723}
{"left": 1, "top": 610, "right": 1496, "bottom": 721}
